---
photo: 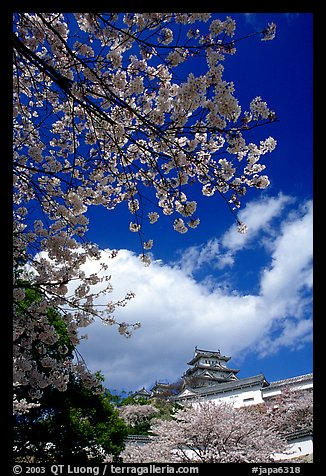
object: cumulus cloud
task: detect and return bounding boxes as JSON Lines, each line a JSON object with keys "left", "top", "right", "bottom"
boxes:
{"left": 76, "top": 196, "right": 313, "bottom": 392}
{"left": 176, "top": 193, "right": 294, "bottom": 275}
{"left": 221, "top": 193, "right": 294, "bottom": 250}
{"left": 259, "top": 200, "right": 313, "bottom": 309}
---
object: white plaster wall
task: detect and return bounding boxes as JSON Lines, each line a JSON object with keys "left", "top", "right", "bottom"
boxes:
{"left": 273, "top": 436, "right": 313, "bottom": 460}
{"left": 263, "top": 379, "right": 313, "bottom": 399}
{"left": 191, "top": 386, "right": 264, "bottom": 408}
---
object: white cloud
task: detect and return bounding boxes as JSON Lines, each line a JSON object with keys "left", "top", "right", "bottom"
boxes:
{"left": 176, "top": 193, "right": 294, "bottom": 275}
{"left": 175, "top": 238, "right": 221, "bottom": 276}
{"left": 221, "top": 193, "right": 294, "bottom": 252}
{"left": 257, "top": 318, "right": 312, "bottom": 357}
{"left": 76, "top": 197, "right": 312, "bottom": 392}
{"left": 259, "top": 200, "right": 313, "bottom": 314}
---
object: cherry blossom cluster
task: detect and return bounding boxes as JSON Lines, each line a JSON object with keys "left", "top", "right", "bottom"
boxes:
{"left": 13, "top": 13, "right": 277, "bottom": 405}
{"left": 14, "top": 12, "right": 277, "bottom": 246}
{"left": 119, "top": 404, "right": 159, "bottom": 426}
{"left": 265, "top": 386, "right": 313, "bottom": 434}
{"left": 13, "top": 245, "right": 138, "bottom": 405}
{"left": 13, "top": 383, "right": 41, "bottom": 415}
{"left": 118, "top": 401, "right": 287, "bottom": 463}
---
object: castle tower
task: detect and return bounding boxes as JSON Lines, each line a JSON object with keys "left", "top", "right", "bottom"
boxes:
{"left": 183, "top": 347, "right": 240, "bottom": 388}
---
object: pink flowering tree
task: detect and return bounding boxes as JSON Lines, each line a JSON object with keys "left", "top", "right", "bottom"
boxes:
{"left": 265, "top": 387, "right": 313, "bottom": 435}
{"left": 119, "top": 404, "right": 159, "bottom": 435}
{"left": 13, "top": 13, "right": 277, "bottom": 405}
{"left": 119, "top": 401, "right": 287, "bottom": 463}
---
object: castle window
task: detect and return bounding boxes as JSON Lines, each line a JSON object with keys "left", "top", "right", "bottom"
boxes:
{"left": 243, "top": 397, "right": 254, "bottom": 403}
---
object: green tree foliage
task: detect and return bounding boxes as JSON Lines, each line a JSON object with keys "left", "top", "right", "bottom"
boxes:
{"left": 13, "top": 374, "right": 128, "bottom": 463}
{"left": 14, "top": 280, "right": 75, "bottom": 361}
{"left": 13, "top": 286, "right": 128, "bottom": 463}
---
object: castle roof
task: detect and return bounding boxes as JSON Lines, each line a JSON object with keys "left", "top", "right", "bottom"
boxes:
{"left": 187, "top": 347, "right": 231, "bottom": 365}
{"left": 267, "top": 373, "right": 313, "bottom": 389}
{"left": 175, "top": 373, "right": 269, "bottom": 400}
{"left": 133, "top": 387, "right": 152, "bottom": 398}
{"left": 175, "top": 373, "right": 269, "bottom": 401}
{"left": 185, "top": 363, "right": 240, "bottom": 375}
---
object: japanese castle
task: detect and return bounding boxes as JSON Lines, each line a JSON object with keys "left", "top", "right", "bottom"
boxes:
{"left": 133, "top": 347, "right": 312, "bottom": 409}
{"left": 132, "top": 347, "right": 313, "bottom": 460}
{"left": 174, "top": 347, "right": 312, "bottom": 408}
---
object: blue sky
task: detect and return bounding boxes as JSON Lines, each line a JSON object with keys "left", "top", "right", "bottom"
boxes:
{"left": 76, "top": 13, "right": 313, "bottom": 393}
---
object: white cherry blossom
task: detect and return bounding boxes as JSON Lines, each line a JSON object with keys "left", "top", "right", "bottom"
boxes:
{"left": 13, "top": 12, "right": 277, "bottom": 404}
